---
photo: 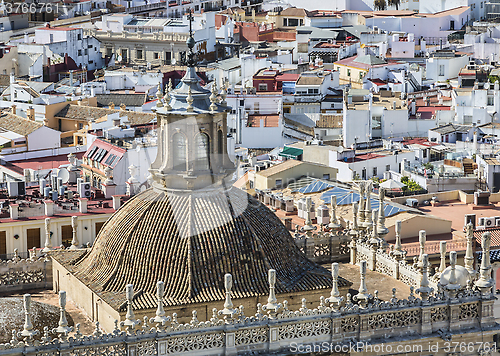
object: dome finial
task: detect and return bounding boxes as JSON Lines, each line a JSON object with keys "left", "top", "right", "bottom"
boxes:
{"left": 186, "top": 10, "right": 196, "bottom": 67}
{"left": 156, "top": 82, "right": 163, "bottom": 107}
{"left": 163, "top": 81, "right": 171, "bottom": 111}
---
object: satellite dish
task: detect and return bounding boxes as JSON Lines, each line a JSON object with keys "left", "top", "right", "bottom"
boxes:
{"left": 57, "top": 168, "right": 70, "bottom": 184}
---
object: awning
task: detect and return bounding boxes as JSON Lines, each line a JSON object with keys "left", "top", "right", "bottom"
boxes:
{"left": 279, "top": 146, "right": 303, "bottom": 159}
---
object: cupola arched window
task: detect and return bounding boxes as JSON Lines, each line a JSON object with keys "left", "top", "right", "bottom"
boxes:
{"left": 172, "top": 133, "right": 187, "bottom": 171}
{"left": 195, "top": 133, "right": 210, "bottom": 170}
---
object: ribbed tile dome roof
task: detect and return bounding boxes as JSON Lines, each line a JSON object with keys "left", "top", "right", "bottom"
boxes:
{"left": 61, "top": 187, "right": 347, "bottom": 311}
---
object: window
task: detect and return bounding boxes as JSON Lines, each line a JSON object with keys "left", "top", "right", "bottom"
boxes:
{"left": 439, "top": 65, "right": 445, "bottom": 76}
{"left": 195, "top": 133, "right": 210, "bottom": 170}
{"left": 423, "top": 149, "right": 427, "bottom": 158}
{"left": 481, "top": 1, "right": 483, "bottom": 7}
{"left": 137, "top": 49, "right": 143, "bottom": 59}
{"left": 373, "top": 167, "right": 377, "bottom": 177}
{"left": 173, "top": 133, "right": 187, "bottom": 170}
{"left": 362, "top": 168, "right": 366, "bottom": 180}
{"left": 450, "top": 20, "right": 455, "bottom": 30}
{"left": 323, "top": 174, "right": 330, "bottom": 180}
{"left": 84, "top": 48, "right": 88, "bottom": 55}
{"left": 50, "top": 34, "right": 53, "bottom": 43}
{"left": 254, "top": 101, "right": 259, "bottom": 113}
{"left": 79, "top": 123, "right": 83, "bottom": 129}
{"left": 77, "top": 33, "right": 82, "bottom": 40}
{"left": 239, "top": 99, "right": 244, "bottom": 106}
{"left": 61, "top": 225, "right": 72, "bottom": 248}
{"left": 27, "top": 228, "right": 41, "bottom": 249}
{"left": 359, "top": 72, "right": 364, "bottom": 80}
{"left": 195, "top": 4, "right": 199, "bottom": 10}
{"left": 287, "top": 18, "right": 299, "bottom": 26}
{"left": 283, "top": 18, "right": 288, "bottom": 26}
{"left": 154, "top": 52, "right": 159, "bottom": 59}
{"left": 308, "top": 88, "right": 319, "bottom": 94}
{"left": 107, "top": 47, "right": 113, "bottom": 57}
{"left": 347, "top": 69, "right": 351, "bottom": 77}
{"left": 275, "top": 179, "right": 282, "bottom": 188}
{"left": 488, "top": 96, "right": 494, "bottom": 106}
{"left": 78, "top": 49, "right": 82, "bottom": 56}
{"left": 258, "top": 83, "right": 268, "bottom": 91}
{"left": 386, "top": 165, "right": 390, "bottom": 171}
{"left": 218, "top": 130, "right": 223, "bottom": 155}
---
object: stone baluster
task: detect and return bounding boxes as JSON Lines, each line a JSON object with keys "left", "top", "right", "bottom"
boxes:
{"left": 416, "top": 254, "right": 433, "bottom": 303}
{"left": 364, "top": 186, "right": 373, "bottom": 229}
{"left": 439, "top": 241, "right": 447, "bottom": 273}
{"left": 19, "top": 294, "right": 39, "bottom": 342}
{"left": 475, "top": 232, "right": 494, "bottom": 297}
{"left": 464, "top": 222, "right": 476, "bottom": 277}
{"left": 446, "top": 251, "right": 461, "bottom": 299}
{"left": 326, "top": 263, "right": 343, "bottom": 311}
{"left": 219, "top": 273, "right": 240, "bottom": 320}
{"left": 417, "top": 230, "right": 426, "bottom": 270}
{"left": 70, "top": 216, "right": 79, "bottom": 250}
{"left": 121, "top": 284, "right": 140, "bottom": 332}
{"left": 262, "top": 269, "right": 281, "bottom": 317}
{"left": 43, "top": 217, "right": 52, "bottom": 252}
{"left": 354, "top": 260, "right": 371, "bottom": 308}
{"left": 53, "top": 291, "right": 73, "bottom": 341}
{"left": 150, "top": 281, "right": 170, "bottom": 330}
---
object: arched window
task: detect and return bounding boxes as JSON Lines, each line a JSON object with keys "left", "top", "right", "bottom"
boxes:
{"left": 195, "top": 133, "right": 210, "bottom": 170}
{"left": 172, "top": 133, "right": 187, "bottom": 171}
{"left": 218, "top": 130, "right": 223, "bottom": 156}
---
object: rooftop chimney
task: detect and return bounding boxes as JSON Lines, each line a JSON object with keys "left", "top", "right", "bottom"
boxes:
{"left": 11, "top": 104, "right": 16, "bottom": 115}
{"left": 27, "top": 106, "right": 35, "bottom": 121}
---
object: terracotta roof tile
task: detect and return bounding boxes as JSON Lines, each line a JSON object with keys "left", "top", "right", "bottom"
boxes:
{"left": 0, "top": 112, "right": 42, "bottom": 136}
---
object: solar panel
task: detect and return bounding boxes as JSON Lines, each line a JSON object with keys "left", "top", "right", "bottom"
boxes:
{"left": 96, "top": 149, "right": 108, "bottom": 163}
{"left": 104, "top": 154, "right": 115, "bottom": 165}
{"left": 293, "top": 180, "right": 335, "bottom": 194}
{"left": 87, "top": 146, "right": 98, "bottom": 159}
{"left": 320, "top": 188, "right": 407, "bottom": 218}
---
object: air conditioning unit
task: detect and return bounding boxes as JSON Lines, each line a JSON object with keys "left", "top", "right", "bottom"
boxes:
{"left": 496, "top": 217, "right": 500, "bottom": 227}
{"left": 7, "top": 181, "right": 25, "bottom": 197}
{"left": 79, "top": 182, "right": 91, "bottom": 198}
{"left": 478, "top": 217, "right": 485, "bottom": 226}
{"left": 484, "top": 217, "right": 496, "bottom": 228}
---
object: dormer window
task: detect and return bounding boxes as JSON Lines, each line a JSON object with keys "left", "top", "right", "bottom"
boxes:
{"left": 173, "top": 133, "right": 187, "bottom": 171}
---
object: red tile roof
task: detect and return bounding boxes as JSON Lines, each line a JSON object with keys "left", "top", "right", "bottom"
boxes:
{"left": 8, "top": 152, "right": 85, "bottom": 172}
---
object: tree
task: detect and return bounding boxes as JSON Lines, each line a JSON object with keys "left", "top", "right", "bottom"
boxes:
{"left": 388, "top": 0, "right": 400, "bottom": 10}
{"left": 374, "top": 0, "right": 387, "bottom": 10}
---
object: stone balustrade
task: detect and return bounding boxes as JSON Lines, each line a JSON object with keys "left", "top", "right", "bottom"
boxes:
{"left": 0, "top": 252, "right": 51, "bottom": 293}
{"left": 84, "top": 29, "right": 190, "bottom": 43}
{"left": 0, "top": 266, "right": 496, "bottom": 356}
{"left": 294, "top": 230, "right": 350, "bottom": 263}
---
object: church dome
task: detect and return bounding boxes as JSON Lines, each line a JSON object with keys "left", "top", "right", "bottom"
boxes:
{"left": 67, "top": 187, "right": 344, "bottom": 310}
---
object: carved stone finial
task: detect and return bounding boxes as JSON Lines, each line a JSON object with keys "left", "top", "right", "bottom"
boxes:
{"left": 445, "top": 251, "right": 461, "bottom": 299}
{"left": 156, "top": 82, "right": 163, "bottom": 107}
{"left": 163, "top": 81, "right": 172, "bottom": 111}
{"left": 209, "top": 80, "right": 218, "bottom": 112}
{"left": 393, "top": 220, "right": 403, "bottom": 256}
{"left": 475, "top": 232, "right": 494, "bottom": 297}
{"left": 150, "top": 281, "right": 170, "bottom": 330}
{"left": 416, "top": 254, "right": 433, "bottom": 302}
{"left": 19, "top": 294, "right": 39, "bottom": 341}
{"left": 326, "top": 262, "right": 343, "bottom": 309}
{"left": 219, "top": 273, "right": 240, "bottom": 319}
{"left": 439, "top": 241, "right": 447, "bottom": 273}
{"left": 43, "top": 217, "right": 52, "bottom": 252}
{"left": 329, "top": 198, "right": 341, "bottom": 230}
{"left": 464, "top": 222, "right": 476, "bottom": 277}
{"left": 355, "top": 260, "right": 370, "bottom": 308}
{"left": 417, "top": 230, "right": 426, "bottom": 269}
{"left": 186, "top": 86, "right": 194, "bottom": 112}
{"left": 70, "top": 216, "right": 79, "bottom": 250}
{"left": 377, "top": 188, "right": 388, "bottom": 238}
{"left": 220, "top": 80, "right": 227, "bottom": 106}
{"left": 121, "top": 284, "right": 140, "bottom": 332}
{"left": 262, "top": 269, "right": 281, "bottom": 317}
{"left": 53, "top": 291, "right": 73, "bottom": 340}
